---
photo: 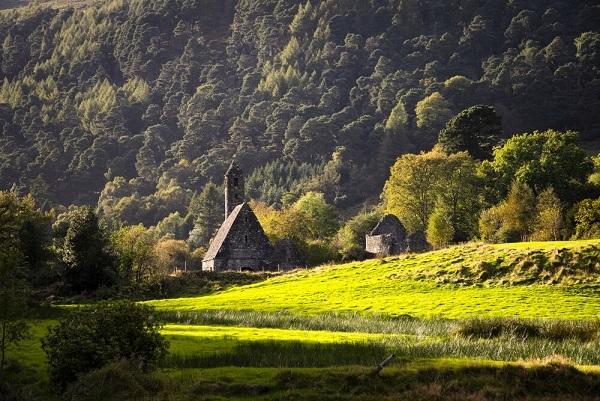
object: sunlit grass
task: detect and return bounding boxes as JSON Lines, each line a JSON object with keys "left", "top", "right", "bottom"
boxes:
{"left": 12, "top": 240, "right": 600, "bottom": 388}
{"left": 147, "top": 241, "right": 600, "bottom": 319}
{"left": 492, "top": 239, "right": 600, "bottom": 249}
{"left": 162, "top": 324, "right": 600, "bottom": 367}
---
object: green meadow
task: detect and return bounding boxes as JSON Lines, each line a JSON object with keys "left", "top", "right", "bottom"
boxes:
{"left": 10, "top": 240, "right": 600, "bottom": 400}
{"left": 147, "top": 241, "right": 600, "bottom": 319}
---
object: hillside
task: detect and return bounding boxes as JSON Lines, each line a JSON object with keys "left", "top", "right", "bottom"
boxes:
{"left": 8, "top": 240, "right": 600, "bottom": 400}
{"left": 0, "top": 0, "right": 599, "bottom": 227}
{"left": 148, "top": 240, "right": 600, "bottom": 319}
{"left": 0, "top": 0, "right": 94, "bottom": 10}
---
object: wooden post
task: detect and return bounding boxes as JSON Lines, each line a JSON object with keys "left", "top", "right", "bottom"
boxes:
{"left": 372, "top": 354, "right": 395, "bottom": 375}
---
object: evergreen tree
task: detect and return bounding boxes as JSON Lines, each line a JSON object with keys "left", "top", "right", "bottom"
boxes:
{"left": 58, "top": 207, "right": 116, "bottom": 292}
{"left": 187, "top": 182, "right": 223, "bottom": 248}
{"left": 438, "top": 105, "right": 502, "bottom": 160}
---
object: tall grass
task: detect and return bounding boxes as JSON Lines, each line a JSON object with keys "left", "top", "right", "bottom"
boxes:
{"left": 457, "top": 318, "right": 600, "bottom": 341}
{"left": 164, "top": 334, "right": 600, "bottom": 369}
{"left": 164, "top": 341, "right": 390, "bottom": 369}
{"left": 159, "top": 311, "right": 600, "bottom": 368}
{"left": 159, "top": 309, "right": 453, "bottom": 337}
{"left": 160, "top": 309, "right": 600, "bottom": 341}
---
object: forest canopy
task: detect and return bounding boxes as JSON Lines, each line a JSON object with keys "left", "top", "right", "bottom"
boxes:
{"left": 0, "top": 0, "right": 599, "bottom": 241}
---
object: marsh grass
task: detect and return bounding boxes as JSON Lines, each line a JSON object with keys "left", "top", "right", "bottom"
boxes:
{"left": 159, "top": 311, "right": 600, "bottom": 368}
{"left": 161, "top": 309, "right": 600, "bottom": 342}
{"left": 457, "top": 318, "right": 600, "bottom": 341}
{"left": 163, "top": 336, "right": 600, "bottom": 369}
{"left": 159, "top": 309, "right": 453, "bottom": 336}
{"left": 164, "top": 341, "right": 390, "bottom": 369}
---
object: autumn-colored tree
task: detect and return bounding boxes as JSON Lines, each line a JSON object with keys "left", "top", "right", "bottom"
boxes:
{"left": 383, "top": 147, "right": 480, "bottom": 241}
{"left": 154, "top": 239, "right": 189, "bottom": 275}
{"left": 426, "top": 204, "right": 454, "bottom": 249}
{"left": 111, "top": 225, "right": 157, "bottom": 283}
{"left": 415, "top": 92, "right": 453, "bottom": 130}
{"left": 532, "top": 188, "right": 563, "bottom": 241}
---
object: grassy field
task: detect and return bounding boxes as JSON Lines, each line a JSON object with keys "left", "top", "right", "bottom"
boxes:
{"left": 147, "top": 241, "right": 600, "bottom": 319}
{"left": 8, "top": 240, "right": 600, "bottom": 399}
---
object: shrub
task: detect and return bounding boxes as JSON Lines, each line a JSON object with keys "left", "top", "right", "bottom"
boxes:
{"left": 65, "top": 360, "right": 162, "bottom": 401}
{"left": 573, "top": 197, "right": 600, "bottom": 239}
{"left": 457, "top": 318, "right": 540, "bottom": 339}
{"left": 457, "top": 318, "right": 600, "bottom": 341}
{"left": 42, "top": 301, "right": 168, "bottom": 387}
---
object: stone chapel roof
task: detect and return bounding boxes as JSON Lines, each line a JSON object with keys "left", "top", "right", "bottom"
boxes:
{"left": 203, "top": 202, "right": 248, "bottom": 261}
{"left": 369, "top": 214, "right": 405, "bottom": 236}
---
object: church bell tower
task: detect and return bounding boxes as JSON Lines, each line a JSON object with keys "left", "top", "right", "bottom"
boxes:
{"left": 224, "top": 160, "right": 245, "bottom": 219}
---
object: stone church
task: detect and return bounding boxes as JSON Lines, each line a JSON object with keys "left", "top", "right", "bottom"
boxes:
{"left": 202, "top": 161, "right": 304, "bottom": 272}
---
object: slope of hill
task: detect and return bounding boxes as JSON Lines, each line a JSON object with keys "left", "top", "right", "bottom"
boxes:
{"left": 0, "top": 0, "right": 599, "bottom": 221}
{"left": 0, "top": 0, "right": 26, "bottom": 10}
{"left": 9, "top": 240, "right": 600, "bottom": 400}
{"left": 148, "top": 240, "right": 600, "bottom": 319}
{"left": 0, "top": 0, "right": 94, "bottom": 10}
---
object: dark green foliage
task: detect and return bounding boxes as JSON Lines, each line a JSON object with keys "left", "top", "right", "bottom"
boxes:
{"left": 55, "top": 207, "right": 116, "bottom": 292}
{"left": 457, "top": 318, "right": 600, "bottom": 342}
{"left": 166, "top": 362, "right": 600, "bottom": 401}
{"left": 64, "top": 360, "right": 162, "bottom": 401}
{"left": 187, "top": 181, "right": 223, "bottom": 248}
{"left": 0, "top": 192, "right": 52, "bottom": 285}
{"left": 0, "top": 249, "right": 30, "bottom": 382}
{"left": 0, "top": 0, "right": 598, "bottom": 227}
{"left": 438, "top": 105, "right": 502, "bottom": 160}
{"left": 246, "top": 160, "right": 321, "bottom": 207}
{"left": 573, "top": 197, "right": 600, "bottom": 239}
{"left": 481, "top": 130, "right": 593, "bottom": 204}
{"left": 42, "top": 301, "right": 168, "bottom": 388}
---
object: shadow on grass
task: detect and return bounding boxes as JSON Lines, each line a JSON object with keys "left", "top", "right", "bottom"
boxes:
{"left": 164, "top": 341, "right": 390, "bottom": 369}
{"left": 188, "top": 363, "right": 600, "bottom": 401}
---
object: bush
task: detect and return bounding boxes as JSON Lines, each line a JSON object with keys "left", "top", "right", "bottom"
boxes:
{"left": 65, "top": 360, "right": 162, "bottom": 401}
{"left": 457, "top": 318, "right": 540, "bottom": 339}
{"left": 42, "top": 301, "right": 168, "bottom": 388}
{"left": 457, "top": 318, "right": 600, "bottom": 341}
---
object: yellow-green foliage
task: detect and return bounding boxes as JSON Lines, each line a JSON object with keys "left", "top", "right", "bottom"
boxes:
{"left": 415, "top": 91, "right": 453, "bottom": 129}
{"left": 122, "top": 77, "right": 151, "bottom": 103}
{"left": 0, "top": 78, "right": 23, "bottom": 107}
{"left": 76, "top": 79, "right": 117, "bottom": 131}
{"left": 164, "top": 324, "right": 394, "bottom": 357}
{"left": 148, "top": 241, "right": 600, "bottom": 319}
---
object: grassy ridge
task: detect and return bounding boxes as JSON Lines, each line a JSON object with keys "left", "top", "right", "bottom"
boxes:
{"left": 0, "top": 0, "right": 95, "bottom": 10}
{"left": 147, "top": 241, "right": 600, "bottom": 319}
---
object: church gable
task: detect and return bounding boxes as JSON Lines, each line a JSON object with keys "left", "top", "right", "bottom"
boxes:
{"left": 220, "top": 204, "right": 272, "bottom": 261}
{"left": 202, "top": 202, "right": 273, "bottom": 271}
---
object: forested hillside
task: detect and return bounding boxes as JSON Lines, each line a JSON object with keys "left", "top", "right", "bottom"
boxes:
{"left": 1, "top": 0, "right": 599, "bottom": 232}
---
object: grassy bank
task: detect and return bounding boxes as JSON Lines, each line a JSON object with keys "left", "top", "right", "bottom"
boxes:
{"left": 9, "top": 240, "right": 600, "bottom": 399}
{"left": 118, "top": 362, "right": 600, "bottom": 401}
{"left": 147, "top": 241, "right": 600, "bottom": 319}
